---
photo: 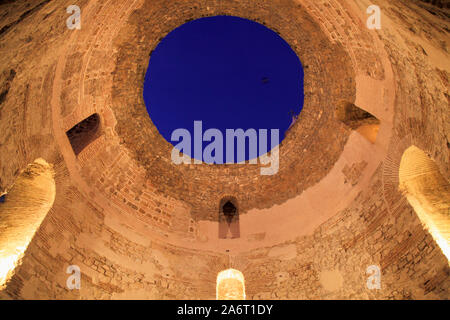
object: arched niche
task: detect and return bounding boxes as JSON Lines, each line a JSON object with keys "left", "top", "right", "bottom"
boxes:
{"left": 0, "top": 158, "right": 56, "bottom": 287}
{"left": 216, "top": 268, "right": 246, "bottom": 300}
{"left": 399, "top": 145, "right": 450, "bottom": 261}
{"left": 66, "top": 113, "right": 101, "bottom": 156}
{"left": 335, "top": 100, "right": 380, "bottom": 143}
{"left": 218, "top": 197, "right": 240, "bottom": 239}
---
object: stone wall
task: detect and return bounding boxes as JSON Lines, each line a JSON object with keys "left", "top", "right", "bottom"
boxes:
{"left": 0, "top": 0, "right": 448, "bottom": 299}
{"left": 241, "top": 166, "right": 449, "bottom": 299}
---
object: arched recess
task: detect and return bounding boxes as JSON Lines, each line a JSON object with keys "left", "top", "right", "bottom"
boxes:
{"left": 66, "top": 113, "right": 101, "bottom": 155}
{"left": 335, "top": 100, "right": 380, "bottom": 143}
{"left": 216, "top": 269, "right": 246, "bottom": 300}
{"left": 399, "top": 146, "right": 450, "bottom": 261}
{"left": 219, "top": 197, "right": 240, "bottom": 239}
{"left": 0, "top": 158, "right": 56, "bottom": 288}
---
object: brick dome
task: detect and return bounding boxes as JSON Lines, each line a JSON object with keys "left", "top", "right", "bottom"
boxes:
{"left": 0, "top": 0, "right": 448, "bottom": 299}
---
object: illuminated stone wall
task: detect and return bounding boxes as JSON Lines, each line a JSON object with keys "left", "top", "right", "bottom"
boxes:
{"left": 0, "top": 0, "right": 448, "bottom": 299}
{"left": 0, "top": 159, "right": 55, "bottom": 288}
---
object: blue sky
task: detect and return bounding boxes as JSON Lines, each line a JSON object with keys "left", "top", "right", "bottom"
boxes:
{"left": 143, "top": 16, "right": 304, "bottom": 163}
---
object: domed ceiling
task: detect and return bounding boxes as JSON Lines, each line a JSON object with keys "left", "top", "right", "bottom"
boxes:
{"left": 0, "top": 0, "right": 448, "bottom": 300}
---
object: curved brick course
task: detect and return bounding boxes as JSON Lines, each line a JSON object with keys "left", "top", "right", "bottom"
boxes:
{"left": 0, "top": 0, "right": 448, "bottom": 299}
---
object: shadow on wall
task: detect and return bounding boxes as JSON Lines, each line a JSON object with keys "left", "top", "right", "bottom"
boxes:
{"left": 219, "top": 197, "right": 240, "bottom": 239}
{"left": 399, "top": 145, "right": 450, "bottom": 262}
{"left": 66, "top": 113, "right": 101, "bottom": 156}
{"left": 0, "top": 158, "right": 55, "bottom": 288}
{"left": 335, "top": 100, "right": 380, "bottom": 143}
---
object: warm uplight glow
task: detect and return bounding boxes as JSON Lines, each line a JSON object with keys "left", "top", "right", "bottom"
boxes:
{"left": 0, "top": 245, "right": 28, "bottom": 287}
{"left": 356, "top": 124, "right": 380, "bottom": 144}
{"left": 399, "top": 146, "right": 450, "bottom": 262}
{"left": 0, "top": 159, "right": 55, "bottom": 288}
{"left": 216, "top": 269, "right": 246, "bottom": 300}
{"left": 405, "top": 194, "right": 450, "bottom": 261}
